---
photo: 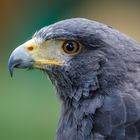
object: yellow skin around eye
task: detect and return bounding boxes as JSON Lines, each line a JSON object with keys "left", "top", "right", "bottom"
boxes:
{"left": 22, "top": 38, "right": 81, "bottom": 69}
{"left": 24, "top": 38, "right": 67, "bottom": 68}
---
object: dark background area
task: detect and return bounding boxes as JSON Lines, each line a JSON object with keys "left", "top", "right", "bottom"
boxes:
{"left": 1, "top": 0, "right": 140, "bottom": 139}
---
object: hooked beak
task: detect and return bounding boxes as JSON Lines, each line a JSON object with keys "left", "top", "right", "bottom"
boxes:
{"left": 8, "top": 38, "right": 65, "bottom": 77}
{"left": 8, "top": 40, "right": 35, "bottom": 77}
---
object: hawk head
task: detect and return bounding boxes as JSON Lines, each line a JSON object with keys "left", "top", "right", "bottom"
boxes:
{"left": 8, "top": 18, "right": 125, "bottom": 101}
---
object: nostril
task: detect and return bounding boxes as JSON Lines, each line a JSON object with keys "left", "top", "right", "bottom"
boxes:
{"left": 27, "top": 46, "right": 34, "bottom": 51}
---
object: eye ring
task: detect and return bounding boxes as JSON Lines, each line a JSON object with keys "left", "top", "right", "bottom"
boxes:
{"left": 62, "top": 40, "right": 81, "bottom": 55}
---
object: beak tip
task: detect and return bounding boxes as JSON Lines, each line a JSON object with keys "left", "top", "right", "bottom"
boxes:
{"left": 8, "top": 59, "right": 14, "bottom": 77}
{"left": 9, "top": 68, "right": 13, "bottom": 77}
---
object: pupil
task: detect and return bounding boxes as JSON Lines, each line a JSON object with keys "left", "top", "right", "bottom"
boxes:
{"left": 66, "top": 42, "right": 74, "bottom": 51}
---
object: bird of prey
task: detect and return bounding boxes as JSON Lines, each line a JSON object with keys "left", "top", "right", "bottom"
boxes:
{"left": 8, "top": 18, "right": 140, "bottom": 140}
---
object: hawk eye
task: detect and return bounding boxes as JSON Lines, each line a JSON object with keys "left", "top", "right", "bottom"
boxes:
{"left": 62, "top": 41, "right": 81, "bottom": 55}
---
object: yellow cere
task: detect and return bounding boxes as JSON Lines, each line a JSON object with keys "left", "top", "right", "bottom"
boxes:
{"left": 23, "top": 38, "right": 66, "bottom": 68}
{"left": 25, "top": 39, "right": 36, "bottom": 52}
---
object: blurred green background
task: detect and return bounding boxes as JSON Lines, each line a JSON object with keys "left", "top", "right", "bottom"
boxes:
{"left": 1, "top": 0, "right": 140, "bottom": 140}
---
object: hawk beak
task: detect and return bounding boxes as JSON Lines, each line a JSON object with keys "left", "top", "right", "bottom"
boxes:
{"left": 8, "top": 39, "right": 64, "bottom": 77}
{"left": 8, "top": 41, "right": 35, "bottom": 77}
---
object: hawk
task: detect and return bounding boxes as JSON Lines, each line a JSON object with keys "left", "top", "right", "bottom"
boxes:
{"left": 8, "top": 18, "right": 140, "bottom": 140}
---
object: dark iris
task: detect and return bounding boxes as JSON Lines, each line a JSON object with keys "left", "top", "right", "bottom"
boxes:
{"left": 62, "top": 40, "right": 80, "bottom": 55}
{"left": 65, "top": 42, "right": 75, "bottom": 51}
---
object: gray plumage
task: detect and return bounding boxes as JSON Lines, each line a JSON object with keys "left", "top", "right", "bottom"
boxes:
{"left": 8, "top": 18, "right": 140, "bottom": 140}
